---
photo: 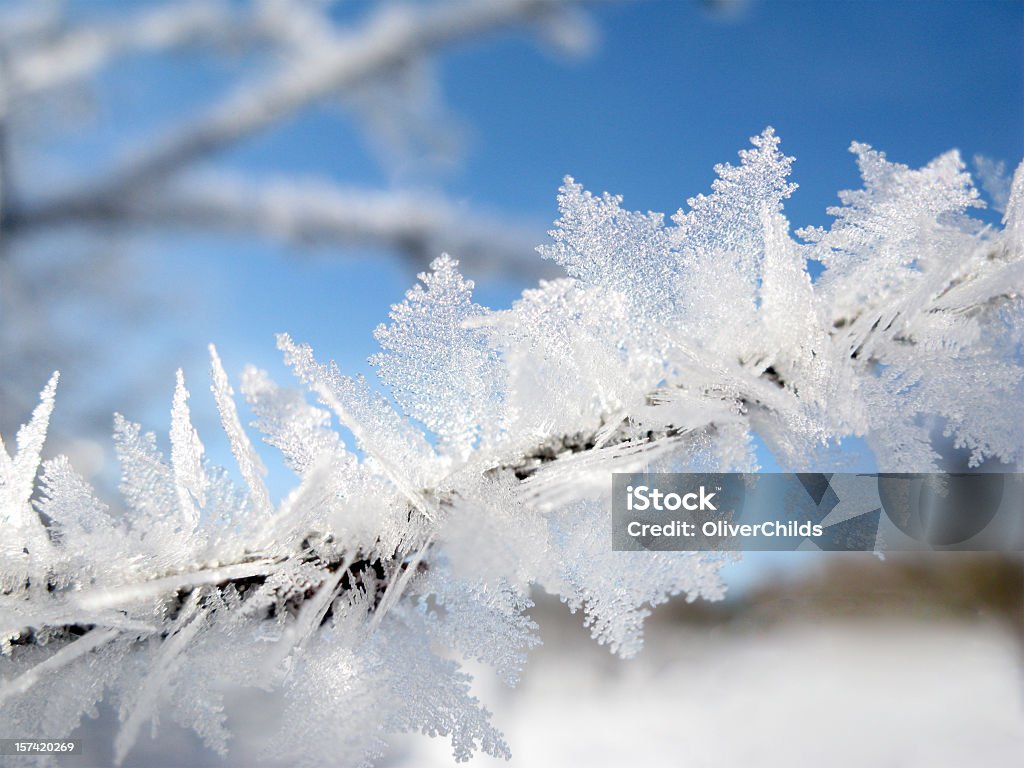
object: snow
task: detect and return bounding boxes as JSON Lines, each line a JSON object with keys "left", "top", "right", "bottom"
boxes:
{"left": 397, "top": 609, "right": 1024, "bottom": 768}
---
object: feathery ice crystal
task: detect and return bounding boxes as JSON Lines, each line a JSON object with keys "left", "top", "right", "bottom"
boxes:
{"left": 1, "top": 129, "right": 1022, "bottom": 766}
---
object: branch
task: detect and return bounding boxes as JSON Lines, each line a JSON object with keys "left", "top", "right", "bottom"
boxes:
{"left": 7, "top": 173, "right": 562, "bottom": 278}
{"left": 4, "top": 410, "right": 703, "bottom": 646}
{"left": 12, "top": 0, "right": 595, "bottom": 217}
{"left": 0, "top": 2, "right": 239, "bottom": 102}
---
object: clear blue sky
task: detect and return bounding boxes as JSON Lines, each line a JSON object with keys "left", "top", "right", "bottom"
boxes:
{"left": 53, "top": 0, "right": 1023, "bottom": 481}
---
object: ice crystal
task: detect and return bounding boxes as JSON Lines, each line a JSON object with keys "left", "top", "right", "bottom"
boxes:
{"left": 371, "top": 254, "right": 506, "bottom": 461}
{"left": 1, "top": 130, "right": 1021, "bottom": 766}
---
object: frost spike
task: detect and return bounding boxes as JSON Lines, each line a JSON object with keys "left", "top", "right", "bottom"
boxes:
{"left": 169, "top": 369, "right": 206, "bottom": 530}
{"left": 209, "top": 344, "right": 272, "bottom": 517}
{"left": 1, "top": 372, "right": 58, "bottom": 511}
{"left": 277, "top": 333, "right": 439, "bottom": 523}
{"left": 73, "top": 559, "right": 279, "bottom": 612}
{"left": 115, "top": 591, "right": 207, "bottom": 765}
{"left": 263, "top": 552, "right": 354, "bottom": 672}
{"left": 369, "top": 534, "right": 434, "bottom": 633}
{"left": 0, "top": 627, "right": 119, "bottom": 706}
{"left": 0, "top": 372, "right": 59, "bottom": 561}
{"left": 1003, "top": 160, "right": 1024, "bottom": 251}
{"left": 371, "top": 254, "right": 505, "bottom": 461}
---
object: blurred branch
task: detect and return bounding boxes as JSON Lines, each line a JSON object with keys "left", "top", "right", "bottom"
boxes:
{"left": 12, "top": 174, "right": 558, "bottom": 278}
{"left": 3, "top": 0, "right": 597, "bottom": 236}
{"left": 0, "top": 0, "right": 605, "bottom": 282}
{"left": 0, "top": 1, "right": 61, "bottom": 51}
{"left": 1, "top": 2, "right": 238, "bottom": 101}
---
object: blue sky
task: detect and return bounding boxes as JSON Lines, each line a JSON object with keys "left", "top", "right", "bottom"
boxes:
{"left": 46, "top": 0, "right": 1024, "bottom": 482}
{"left": 443, "top": 0, "right": 1023, "bottom": 225}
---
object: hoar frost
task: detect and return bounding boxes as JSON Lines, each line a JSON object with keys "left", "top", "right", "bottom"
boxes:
{"left": 1, "top": 130, "right": 1022, "bottom": 766}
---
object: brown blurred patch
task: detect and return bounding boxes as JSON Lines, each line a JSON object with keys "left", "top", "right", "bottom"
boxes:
{"left": 658, "top": 554, "right": 1024, "bottom": 639}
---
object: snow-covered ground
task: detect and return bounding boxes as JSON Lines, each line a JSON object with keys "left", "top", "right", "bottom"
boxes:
{"left": 394, "top": 606, "right": 1024, "bottom": 767}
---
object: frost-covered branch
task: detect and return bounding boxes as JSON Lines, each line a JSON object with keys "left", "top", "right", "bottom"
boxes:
{"left": 1, "top": 131, "right": 1021, "bottom": 766}
{"left": 0, "top": 2, "right": 239, "bottom": 102}
{"left": 2, "top": 0, "right": 596, "bottom": 233}
{"left": 8, "top": 174, "right": 555, "bottom": 276}
{"left": 0, "top": 0, "right": 602, "bottom": 267}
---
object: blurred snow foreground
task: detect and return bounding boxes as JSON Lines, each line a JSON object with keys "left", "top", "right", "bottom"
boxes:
{"left": 2, "top": 130, "right": 1023, "bottom": 766}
